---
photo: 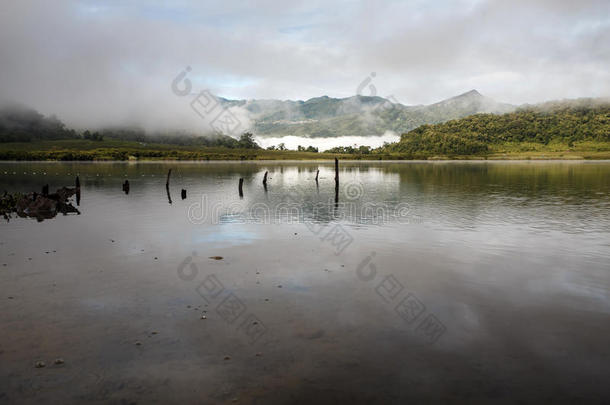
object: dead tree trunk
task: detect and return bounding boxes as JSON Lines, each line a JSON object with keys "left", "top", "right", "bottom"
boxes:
{"left": 166, "top": 169, "right": 172, "bottom": 188}
{"left": 334, "top": 158, "right": 339, "bottom": 186}
{"left": 166, "top": 169, "right": 172, "bottom": 204}
{"left": 334, "top": 158, "right": 339, "bottom": 204}
{"left": 75, "top": 176, "right": 81, "bottom": 205}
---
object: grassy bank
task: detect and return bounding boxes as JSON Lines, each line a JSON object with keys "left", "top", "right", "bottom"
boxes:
{"left": 0, "top": 139, "right": 609, "bottom": 161}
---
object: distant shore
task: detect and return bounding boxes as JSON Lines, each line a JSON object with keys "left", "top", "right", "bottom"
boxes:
{"left": 1, "top": 139, "right": 609, "bottom": 161}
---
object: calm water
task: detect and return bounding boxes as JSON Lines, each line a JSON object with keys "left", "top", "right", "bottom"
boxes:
{"left": 1, "top": 161, "right": 610, "bottom": 404}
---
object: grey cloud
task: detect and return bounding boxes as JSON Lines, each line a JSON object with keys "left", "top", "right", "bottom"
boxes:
{"left": 0, "top": 0, "right": 608, "bottom": 132}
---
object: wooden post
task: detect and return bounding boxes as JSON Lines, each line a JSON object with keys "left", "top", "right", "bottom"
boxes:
{"left": 181, "top": 189, "right": 187, "bottom": 199}
{"left": 75, "top": 176, "right": 81, "bottom": 205}
{"left": 42, "top": 184, "right": 49, "bottom": 196}
{"left": 239, "top": 178, "right": 244, "bottom": 197}
{"left": 263, "top": 171, "right": 268, "bottom": 186}
{"left": 165, "top": 169, "right": 172, "bottom": 204}
{"left": 166, "top": 169, "right": 172, "bottom": 188}
{"left": 315, "top": 169, "right": 319, "bottom": 183}
{"left": 122, "top": 180, "right": 130, "bottom": 194}
{"left": 334, "top": 158, "right": 339, "bottom": 204}
{"left": 334, "top": 158, "right": 339, "bottom": 188}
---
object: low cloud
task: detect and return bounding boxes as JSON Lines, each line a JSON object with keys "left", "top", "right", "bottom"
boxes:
{"left": 256, "top": 131, "right": 400, "bottom": 151}
{"left": 0, "top": 0, "right": 608, "bottom": 133}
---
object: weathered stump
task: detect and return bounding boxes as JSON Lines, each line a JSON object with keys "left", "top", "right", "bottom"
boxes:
{"left": 166, "top": 169, "right": 172, "bottom": 187}
{"left": 75, "top": 176, "right": 81, "bottom": 205}
{"left": 334, "top": 158, "right": 339, "bottom": 204}
{"left": 165, "top": 169, "right": 172, "bottom": 204}
{"left": 334, "top": 158, "right": 339, "bottom": 187}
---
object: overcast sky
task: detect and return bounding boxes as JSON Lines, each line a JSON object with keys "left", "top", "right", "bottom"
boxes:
{"left": 1, "top": 0, "right": 609, "bottom": 130}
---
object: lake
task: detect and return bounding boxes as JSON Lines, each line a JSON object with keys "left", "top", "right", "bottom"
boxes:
{"left": 1, "top": 161, "right": 610, "bottom": 404}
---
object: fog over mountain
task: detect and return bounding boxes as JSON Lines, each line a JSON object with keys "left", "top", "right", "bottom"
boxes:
{"left": 0, "top": 0, "right": 609, "bottom": 134}
{"left": 0, "top": 89, "right": 515, "bottom": 141}
{"left": 216, "top": 89, "right": 515, "bottom": 138}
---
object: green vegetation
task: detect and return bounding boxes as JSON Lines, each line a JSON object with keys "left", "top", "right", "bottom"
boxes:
{"left": 297, "top": 145, "right": 319, "bottom": 153}
{"left": 383, "top": 99, "right": 610, "bottom": 158}
{"left": 0, "top": 139, "right": 353, "bottom": 161}
{"left": 325, "top": 145, "right": 373, "bottom": 154}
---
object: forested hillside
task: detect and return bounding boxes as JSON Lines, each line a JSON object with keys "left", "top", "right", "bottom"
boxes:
{"left": 0, "top": 105, "right": 260, "bottom": 149}
{"left": 0, "top": 105, "right": 78, "bottom": 142}
{"left": 385, "top": 99, "right": 610, "bottom": 156}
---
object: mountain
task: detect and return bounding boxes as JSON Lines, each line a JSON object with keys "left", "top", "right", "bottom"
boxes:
{"left": 1, "top": 90, "right": 517, "bottom": 141}
{"left": 219, "top": 90, "right": 515, "bottom": 138}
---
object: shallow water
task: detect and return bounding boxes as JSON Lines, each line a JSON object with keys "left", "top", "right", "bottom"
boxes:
{"left": 1, "top": 161, "right": 610, "bottom": 404}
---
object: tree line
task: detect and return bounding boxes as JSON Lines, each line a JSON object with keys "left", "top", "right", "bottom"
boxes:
{"left": 384, "top": 100, "right": 610, "bottom": 156}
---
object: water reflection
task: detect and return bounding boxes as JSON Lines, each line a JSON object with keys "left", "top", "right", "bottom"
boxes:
{"left": 1, "top": 161, "right": 610, "bottom": 402}
{"left": 0, "top": 161, "right": 608, "bottom": 232}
